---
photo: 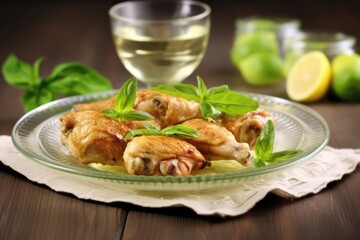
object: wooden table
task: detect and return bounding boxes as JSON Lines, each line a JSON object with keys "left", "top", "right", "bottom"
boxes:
{"left": 1, "top": 1, "right": 359, "bottom": 239}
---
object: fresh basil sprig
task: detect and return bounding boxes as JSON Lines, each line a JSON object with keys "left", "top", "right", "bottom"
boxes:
{"left": 252, "top": 120, "right": 303, "bottom": 167}
{"left": 1, "top": 54, "right": 113, "bottom": 112}
{"left": 101, "top": 77, "right": 154, "bottom": 121}
{"left": 151, "top": 76, "right": 259, "bottom": 118}
{"left": 125, "top": 123, "right": 198, "bottom": 139}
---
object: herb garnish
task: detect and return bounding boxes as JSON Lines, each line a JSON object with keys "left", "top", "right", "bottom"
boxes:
{"left": 151, "top": 76, "right": 259, "bottom": 118}
{"left": 101, "top": 77, "right": 154, "bottom": 121}
{"left": 2, "top": 54, "right": 113, "bottom": 112}
{"left": 125, "top": 123, "right": 198, "bottom": 140}
{"left": 252, "top": 120, "right": 303, "bottom": 167}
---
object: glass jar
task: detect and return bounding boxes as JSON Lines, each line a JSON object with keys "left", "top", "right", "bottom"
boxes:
{"left": 234, "top": 16, "right": 301, "bottom": 57}
{"left": 284, "top": 31, "right": 357, "bottom": 75}
{"left": 230, "top": 16, "right": 301, "bottom": 86}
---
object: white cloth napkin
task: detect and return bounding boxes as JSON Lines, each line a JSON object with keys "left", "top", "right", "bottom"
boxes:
{"left": 1, "top": 135, "right": 359, "bottom": 217}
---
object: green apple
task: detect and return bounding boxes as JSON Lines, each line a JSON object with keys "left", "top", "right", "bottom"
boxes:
{"left": 238, "top": 53, "right": 284, "bottom": 86}
{"left": 332, "top": 54, "right": 360, "bottom": 101}
{"left": 230, "top": 31, "right": 278, "bottom": 66}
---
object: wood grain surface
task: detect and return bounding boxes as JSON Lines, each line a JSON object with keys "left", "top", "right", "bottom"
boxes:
{"left": 0, "top": 1, "right": 359, "bottom": 239}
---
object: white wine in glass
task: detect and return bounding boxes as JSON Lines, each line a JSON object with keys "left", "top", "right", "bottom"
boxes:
{"left": 109, "top": 1, "right": 211, "bottom": 87}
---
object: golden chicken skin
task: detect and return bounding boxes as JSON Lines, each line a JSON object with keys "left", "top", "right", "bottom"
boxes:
{"left": 134, "top": 90, "right": 202, "bottom": 128}
{"left": 72, "top": 90, "right": 202, "bottom": 128}
{"left": 182, "top": 118, "right": 252, "bottom": 166}
{"left": 221, "top": 109, "right": 273, "bottom": 149}
{"left": 123, "top": 135, "right": 208, "bottom": 176}
{"left": 72, "top": 96, "right": 116, "bottom": 112}
{"left": 59, "top": 111, "right": 132, "bottom": 166}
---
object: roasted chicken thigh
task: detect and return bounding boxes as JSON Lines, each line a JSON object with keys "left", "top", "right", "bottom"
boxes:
{"left": 59, "top": 111, "right": 131, "bottom": 165}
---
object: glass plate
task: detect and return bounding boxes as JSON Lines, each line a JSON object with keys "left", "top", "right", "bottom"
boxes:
{"left": 12, "top": 90, "right": 329, "bottom": 192}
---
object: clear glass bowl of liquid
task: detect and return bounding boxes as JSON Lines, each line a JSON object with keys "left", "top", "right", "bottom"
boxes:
{"left": 109, "top": 1, "right": 211, "bottom": 87}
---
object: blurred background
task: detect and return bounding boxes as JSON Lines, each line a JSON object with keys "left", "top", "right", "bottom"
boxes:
{"left": 1, "top": 0, "right": 360, "bottom": 133}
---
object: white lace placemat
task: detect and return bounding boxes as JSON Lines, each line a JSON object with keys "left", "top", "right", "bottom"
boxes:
{"left": 1, "top": 135, "right": 359, "bottom": 217}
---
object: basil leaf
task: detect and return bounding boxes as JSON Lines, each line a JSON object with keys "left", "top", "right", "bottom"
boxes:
{"left": 115, "top": 77, "right": 137, "bottom": 112}
{"left": 253, "top": 159, "right": 266, "bottom": 168}
{"left": 119, "top": 110, "right": 154, "bottom": 121}
{"left": 125, "top": 128, "right": 160, "bottom": 139}
{"left": 101, "top": 108, "right": 119, "bottom": 119}
{"left": 2, "top": 54, "right": 115, "bottom": 112}
{"left": 2, "top": 54, "right": 41, "bottom": 89}
{"left": 267, "top": 150, "right": 303, "bottom": 163}
{"left": 22, "top": 87, "right": 55, "bottom": 112}
{"left": 197, "top": 76, "right": 207, "bottom": 99}
{"left": 255, "top": 120, "right": 275, "bottom": 161}
{"left": 151, "top": 77, "right": 259, "bottom": 119}
{"left": 200, "top": 101, "right": 222, "bottom": 119}
{"left": 143, "top": 123, "right": 160, "bottom": 131}
{"left": 125, "top": 123, "right": 198, "bottom": 139}
{"left": 102, "top": 78, "right": 154, "bottom": 122}
{"left": 207, "top": 91, "right": 259, "bottom": 115}
{"left": 161, "top": 124, "right": 199, "bottom": 138}
{"left": 252, "top": 120, "right": 304, "bottom": 168}
{"left": 32, "top": 57, "right": 44, "bottom": 85}
{"left": 47, "top": 63, "right": 113, "bottom": 96}
{"left": 207, "top": 85, "right": 230, "bottom": 95}
{"left": 150, "top": 83, "right": 200, "bottom": 101}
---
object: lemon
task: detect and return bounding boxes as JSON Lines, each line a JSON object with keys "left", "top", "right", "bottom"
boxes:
{"left": 332, "top": 54, "right": 360, "bottom": 101}
{"left": 230, "top": 31, "right": 278, "bottom": 66}
{"left": 238, "top": 52, "right": 284, "bottom": 86}
{"left": 286, "top": 51, "right": 331, "bottom": 102}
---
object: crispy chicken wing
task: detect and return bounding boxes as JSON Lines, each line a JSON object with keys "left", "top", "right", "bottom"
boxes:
{"left": 59, "top": 111, "right": 132, "bottom": 166}
{"left": 182, "top": 119, "right": 252, "bottom": 166}
{"left": 123, "top": 135, "right": 208, "bottom": 176}
{"left": 72, "top": 90, "right": 202, "bottom": 128}
{"left": 221, "top": 109, "right": 273, "bottom": 149}
{"left": 134, "top": 90, "right": 202, "bottom": 127}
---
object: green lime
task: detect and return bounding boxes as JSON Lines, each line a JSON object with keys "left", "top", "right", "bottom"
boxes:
{"left": 230, "top": 31, "right": 278, "bottom": 66}
{"left": 332, "top": 54, "right": 360, "bottom": 101}
{"left": 238, "top": 53, "right": 284, "bottom": 86}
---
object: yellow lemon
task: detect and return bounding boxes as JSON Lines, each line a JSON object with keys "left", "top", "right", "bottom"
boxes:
{"left": 286, "top": 51, "right": 331, "bottom": 102}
